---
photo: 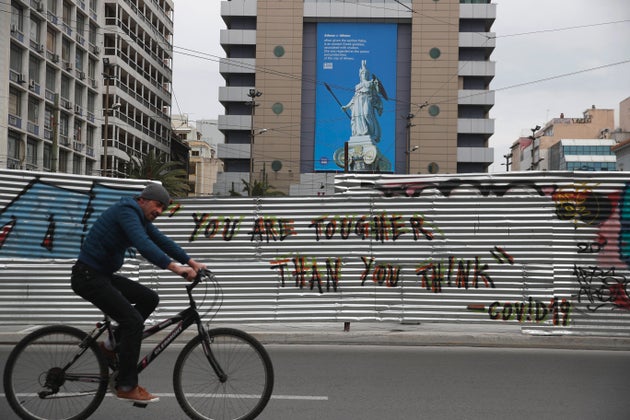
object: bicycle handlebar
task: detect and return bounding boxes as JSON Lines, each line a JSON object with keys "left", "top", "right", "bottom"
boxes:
{"left": 186, "top": 268, "right": 214, "bottom": 292}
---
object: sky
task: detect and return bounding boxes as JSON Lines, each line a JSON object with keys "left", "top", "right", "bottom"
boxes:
{"left": 170, "top": 0, "right": 630, "bottom": 173}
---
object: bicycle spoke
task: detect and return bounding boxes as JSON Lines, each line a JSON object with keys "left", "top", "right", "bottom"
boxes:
{"left": 174, "top": 328, "right": 274, "bottom": 420}
{"left": 4, "top": 326, "right": 108, "bottom": 420}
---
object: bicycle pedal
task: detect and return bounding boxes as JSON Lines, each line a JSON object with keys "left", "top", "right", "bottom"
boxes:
{"left": 133, "top": 402, "right": 148, "bottom": 408}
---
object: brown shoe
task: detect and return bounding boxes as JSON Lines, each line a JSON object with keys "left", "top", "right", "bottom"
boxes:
{"left": 116, "top": 385, "right": 159, "bottom": 403}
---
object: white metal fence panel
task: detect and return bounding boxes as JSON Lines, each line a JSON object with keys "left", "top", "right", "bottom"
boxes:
{"left": 0, "top": 170, "right": 628, "bottom": 337}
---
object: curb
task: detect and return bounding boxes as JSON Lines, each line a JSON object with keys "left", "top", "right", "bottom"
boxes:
{"left": 1, "top": 324, "right": 629, "bottom": 351}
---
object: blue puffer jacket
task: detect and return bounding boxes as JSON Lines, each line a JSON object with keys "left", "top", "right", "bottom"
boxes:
{"left": 78, "top": 197, "right": 190, "bottom": 274}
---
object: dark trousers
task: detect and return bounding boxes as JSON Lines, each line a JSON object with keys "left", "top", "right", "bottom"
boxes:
{"left": 71, "top": 262, "right": 159, "bottom": 389}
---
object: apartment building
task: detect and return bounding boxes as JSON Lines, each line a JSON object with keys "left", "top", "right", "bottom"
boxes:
{"left": 172, "top": 115, "right": 224, "bottom": 196}
{"left": 510, "top": 106, "right": 615, "bottom": 171}
{"left": 2, "top": 0, "right": 174, "bottom": 177}
{"left": 216, "top": 0, "right": 496, "bottom": 196}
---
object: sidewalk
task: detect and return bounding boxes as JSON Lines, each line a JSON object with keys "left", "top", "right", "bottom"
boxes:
{"left": 1, "top": 321, "right": 629, "bottom": 351}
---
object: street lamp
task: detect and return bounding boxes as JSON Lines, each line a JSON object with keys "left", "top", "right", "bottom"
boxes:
{"left": 501, "top": 153, "right": 512, "bottom": 171}
{"left": 246, "top": 88, "right": 262, "bottom": 195}
{"left": 528, "top": 125, "right": 543, "bottom": 170}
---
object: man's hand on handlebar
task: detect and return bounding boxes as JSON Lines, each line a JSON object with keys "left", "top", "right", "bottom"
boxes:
{"left": 168, "top": 261, "right": 204, "bottom": 282}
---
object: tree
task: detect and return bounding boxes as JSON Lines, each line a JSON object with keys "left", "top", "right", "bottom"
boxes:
{"left": 125, "top": 150, "right": 190, "bottom": 198}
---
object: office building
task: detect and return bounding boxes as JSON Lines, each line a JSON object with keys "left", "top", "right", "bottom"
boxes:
{"left": 216, "top": 0, "right": 496, "bottom": 196}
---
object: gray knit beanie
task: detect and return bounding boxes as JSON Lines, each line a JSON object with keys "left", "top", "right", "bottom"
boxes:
{"left": 138, "top": 183, "right": 171, "bottom": 208}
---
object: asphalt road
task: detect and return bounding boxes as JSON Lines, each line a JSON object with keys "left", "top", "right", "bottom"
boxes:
{"left": 2, "top": 343, "right": 629, "bottom": 420}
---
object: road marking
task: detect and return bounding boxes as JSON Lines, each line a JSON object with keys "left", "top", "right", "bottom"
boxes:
{"left": 1, "top": 392, "right": 329, "bottom": 401}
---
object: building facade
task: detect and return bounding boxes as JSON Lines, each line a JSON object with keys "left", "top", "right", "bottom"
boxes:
{"left": 2, "top": 0, "right": 174, "bottom": 177}
{"left": 101, "top": 0, "right": 174, "bottom": 176}
{"left": 172, "top": 115, "right": 224, "bottom": 196}
{"left": 216, "top": 0, "right": 496, "bottom": 196}
{"left": 510, "top": 106, "right": 615, "bottom": 172}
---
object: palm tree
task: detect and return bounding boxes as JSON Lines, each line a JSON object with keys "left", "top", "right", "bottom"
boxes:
{"left": 125, "top": 150, "right": 190, "bottom": 198}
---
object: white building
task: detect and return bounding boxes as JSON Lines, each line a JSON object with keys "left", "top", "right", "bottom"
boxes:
{"left": 2, "top": 0, "right": 174, "bottom": 177}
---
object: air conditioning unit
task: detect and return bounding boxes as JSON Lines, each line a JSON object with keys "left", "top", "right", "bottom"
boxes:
{"left": 79, "top": 71, "right": 85, "bottom": 80}
{"left": 29, "top": 79, "right": 36, "bottom": 89}
{"left": 17, "top": 74, "right": 26, "bottom": 84}
{"left": 52, "top": 54, "right": 60, "bottom": 63}
{"left": 10, "top": 24, "right": 17, "bottom": 33}
{"left": 64, "top": 62, "right": 73, "bottom": 71}
{"left": 75, "top": 105, "right": 82, "bottom": 114}
{"left": 37, "top": 44, "right": 45, "bottom": 53}
{"left": 91, "top": 79, "right": 98, "bottom": 88}
{"left": 36, "top": 2, "right": 44, "bottom": 12}
{"left": 63, "top": 100, "right": 72, "bottom": 109}
{"left": 93, "top": 46, "right": 100, "bottom": 54}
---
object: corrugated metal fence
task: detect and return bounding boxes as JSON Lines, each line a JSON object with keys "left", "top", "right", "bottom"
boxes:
{"left": 0, "top": 169, "right": 628, "bottom": 337}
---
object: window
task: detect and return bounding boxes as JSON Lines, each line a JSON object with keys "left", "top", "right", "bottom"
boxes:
{"left": 75, "top": 85, "right": 83, "bottom": 109}
{"left": 27, "top": 139, "right": 38, "bottom": 170}
{"left": 86, "top": 126, "right": 94, "bottom": 147}
{"left": 30, "top": 19, "right": 42, "bottom": 44}
{"left": 47, "top": 0, "right": 57, "bottom": 15}
{"left": 87, "top": 92, "right": 96, "bottom": 113}
{"left": 88, "top": 58, "right": 96, "bottom": 80}
{"left": 59, "top": 150, "right": 68, "bottom": 172}
{"left": 59, "top": 113, "right": 69, "bottom": 137}
{"left": 11, "top": 3, "right": 24, "bottom": 32}
{"left": 10, "top": 45, "right": 22, "bottom": 73}
{"left": 43, "top": 143, "right": 52, "bottom": 170}
{"left": 9, "top": 88, "right": 21, "bottom": 115}
{"left": 62, "top": 1, "right": 72, "bottom": 27}
{"left": 61, "top": 38, "right": 71, "bottom": 62}
{"left": 46, "top": 27, "right": 56, "bottom": 53}
{"left": 74, "top": 121, "right": 81, "bottom": 141}
{"left": 28, "top": 99, "right": 39, "bottom": 123}
{"left": 61, "top": 75, "right": 70, "bottom": 100}
{"left": 8, "top": 133, "right": 23, "bottom": 169}
{"left": 73, "top": 154, "right": 82, "bottom": 174}
{"left": 29, "top": 56, "right": 41, "bottom": 83}
{"left": 45, "top": 106, "right": 53, "bottom": 129}
{"left": 46, "top": 65, "right": 56, "bottom": 91}
{"left": 89, "top": 23, "right": 97, "bottom": 45}
{"left": 76, "top": 14, "right": 85, "bottom": 37}
{"left": 75, "top": 49, "right": 84, "bottom": 71}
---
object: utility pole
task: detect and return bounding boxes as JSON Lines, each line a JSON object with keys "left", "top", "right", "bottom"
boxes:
{"left": 51, "top": 94, "right": 59, "bottom": 172}
{"left": 246, "top": 88, "right": 262, "bottom": 195}
{"left": 405, "top": 112, "right": 416, "bottom": 174}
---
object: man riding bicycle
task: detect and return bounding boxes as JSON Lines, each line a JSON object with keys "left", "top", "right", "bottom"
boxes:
{"left": 71, "top": 183, "right": 205, "bottom": 404}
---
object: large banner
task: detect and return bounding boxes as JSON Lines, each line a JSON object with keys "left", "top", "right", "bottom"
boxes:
{"left": 314, "top": 23, "right": 398, "bottom": 173}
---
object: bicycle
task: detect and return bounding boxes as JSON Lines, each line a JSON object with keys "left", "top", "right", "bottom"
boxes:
{"left": 3, "top": 269, "right": 274, "bottom": 420}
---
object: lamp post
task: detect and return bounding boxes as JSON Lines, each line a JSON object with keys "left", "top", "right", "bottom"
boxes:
{"left": 528, "top": 125, "right": 542, "bottom": 170}
{"left": 502, "top": 153, "right": 512, "bottom": 171}
{"left": 246, "top": 88, "right": 262, "bottom": 195}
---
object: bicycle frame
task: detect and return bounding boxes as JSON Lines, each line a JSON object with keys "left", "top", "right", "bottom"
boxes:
{"left": 137, "top": 306, "right": 203, "bottom": 375}
{"left": 86, "top": 272, "right": 227, "bottom": 382}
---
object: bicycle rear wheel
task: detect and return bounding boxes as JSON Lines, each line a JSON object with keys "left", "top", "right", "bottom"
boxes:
{"left": 173, "top": 327, "right": 274, "bottom": 420}
{"left": 3, "top": 325, "right": 108, "bottom": 420}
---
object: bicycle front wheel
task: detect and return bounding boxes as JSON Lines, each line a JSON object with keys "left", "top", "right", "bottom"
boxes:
{"left": 173, "top": 327, "right": 274, "bottom": 420}
{"left": 3, "top": 325, "right": 108, "bottom": 420}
